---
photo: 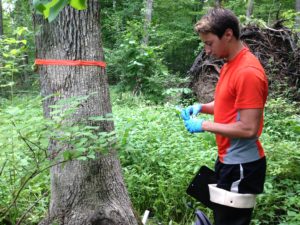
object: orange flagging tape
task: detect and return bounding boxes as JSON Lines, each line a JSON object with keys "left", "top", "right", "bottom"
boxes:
{"left": 35, "top": 59, "right": 106, "bottom": 68}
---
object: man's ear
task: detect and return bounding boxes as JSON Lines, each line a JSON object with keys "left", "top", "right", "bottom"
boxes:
{"left": 224, "top": 28, "right": 234, "bottom": 41}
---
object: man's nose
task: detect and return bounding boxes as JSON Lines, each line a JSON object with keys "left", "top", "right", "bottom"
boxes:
{"left": 205, "top": 46, "right": 211, "bottom": 55}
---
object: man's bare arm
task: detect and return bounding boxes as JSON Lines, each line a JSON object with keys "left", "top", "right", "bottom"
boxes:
{"left": 201, "top": 101, "right": 214, "bottom": 115}
{"left": 202, "top": 108, "right": 263, "bottom": 138}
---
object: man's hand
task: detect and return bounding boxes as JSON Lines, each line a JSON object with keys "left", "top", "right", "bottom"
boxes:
{"left": 184, "top": 118, "right": 205, "bottom": 133}
{"left": 181, "top": 104, "right": 202, "bottom": 120}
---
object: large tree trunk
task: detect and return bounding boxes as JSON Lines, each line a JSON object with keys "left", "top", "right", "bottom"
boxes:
{"left": 33, "top": 1, "right": 138, "bottom": 225}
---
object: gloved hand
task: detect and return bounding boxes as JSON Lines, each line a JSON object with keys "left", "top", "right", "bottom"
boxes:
{"left": 184, "top": 118, "right": 205, "bottom": 133}
{"left": 181, "top": 104, "right": 202, "bottom": 120}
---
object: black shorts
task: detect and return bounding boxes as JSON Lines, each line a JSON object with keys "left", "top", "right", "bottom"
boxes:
{"left": 214, "top": 157, "right": 266, "bottom": 194}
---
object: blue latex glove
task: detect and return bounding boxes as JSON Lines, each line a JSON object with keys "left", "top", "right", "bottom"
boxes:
{"left": 181, "top": 104, "right": 202, "bottom": 121}
{"left": 184, "top": 118, "right": 204, "bottom": 133}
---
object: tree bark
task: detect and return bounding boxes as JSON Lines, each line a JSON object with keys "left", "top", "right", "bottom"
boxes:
{"left": 246, "top": 0, "right": 254, "bottom": 18}
{"left": 143, "top": 0, "right": 153, "bottom": 45}
{"left": 0, "top": 0, "right": 3, "bottom": 36}
{"left": 33, "top": 1, "right": 138, "bottom": 225}
{"left": 215, "top": 0, "right": 222, "bottom": 7}
{"left": 113, "top": 0, "right": 116, "bottom": 10}
{"left": 296, "top": 0, "right": 300, "bottom": 31}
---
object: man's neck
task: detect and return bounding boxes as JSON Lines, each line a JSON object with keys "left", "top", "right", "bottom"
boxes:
{"left": 226, "top": 41, "right": 244, "bottom": 61}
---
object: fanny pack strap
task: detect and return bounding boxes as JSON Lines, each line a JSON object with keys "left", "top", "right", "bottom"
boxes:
{"left": 209, "top": 184, "right": 256, "bottom": 208}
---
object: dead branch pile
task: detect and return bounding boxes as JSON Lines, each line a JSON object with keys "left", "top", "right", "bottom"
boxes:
{"left": 188, "top": 22, "right": 300, "bottom": 103}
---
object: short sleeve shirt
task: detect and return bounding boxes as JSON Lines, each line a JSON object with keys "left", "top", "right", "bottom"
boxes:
{"left": 214, "top": 47, "right": 268, "bottom": 164}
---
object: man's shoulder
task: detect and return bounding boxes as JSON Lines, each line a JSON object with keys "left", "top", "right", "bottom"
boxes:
{"left": 242, "top": 51, "right": 264, "bottom": 70}
{"left": 234, "top": 51, "right": 266, "bottom": 79}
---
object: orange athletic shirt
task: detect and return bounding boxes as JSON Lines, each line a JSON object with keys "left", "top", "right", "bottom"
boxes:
{"left": 214, "top": 47, "right": 268, "bottom": 164}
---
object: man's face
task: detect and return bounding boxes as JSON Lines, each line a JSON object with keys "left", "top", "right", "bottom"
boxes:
{"left": 199, "top": 32, "right": 229, "bottom": 59}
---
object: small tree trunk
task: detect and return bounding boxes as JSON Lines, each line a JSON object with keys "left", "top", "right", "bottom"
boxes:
{"left": 33, "top": 1, "right": 138, "bottom": 225}
{"left": 0, "top": 0, "right": 3, "bottom": 36}
{"left": 246, "top": 0, "right": 254, "bottom": 18}
{"left": 215, "top": 0, "right": 222, "bottom": 7}
{"left": 296, "top": 0, "right": 300, "bottom": 31}
{"left": 143, "top": 0, "right": 153, "bottom": 45}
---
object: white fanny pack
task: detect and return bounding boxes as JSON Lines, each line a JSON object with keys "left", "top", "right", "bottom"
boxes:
{"left": 208, "top": 184, "right": 256, "bottom": 208}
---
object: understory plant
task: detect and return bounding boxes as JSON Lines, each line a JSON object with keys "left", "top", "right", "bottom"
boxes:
{"left": 0, "top": 27, "right": 32, "bottom": 98}
{"left": 113, "top": 93, "right": 300, "bottom": 224}
{"left": 0, "top": 92, "right": 299, "bottom": 225}
{"left": 0, "top": 94, "right": 116, "bottom": 224}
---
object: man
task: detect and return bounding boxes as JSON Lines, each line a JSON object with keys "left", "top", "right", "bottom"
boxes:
{"left": 181, "top": 8, "right": 268, "bottom": 225}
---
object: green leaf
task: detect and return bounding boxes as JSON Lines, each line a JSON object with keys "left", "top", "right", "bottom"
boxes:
{"left": 10, "top": 49, "right": 19, "bottom": 56}
{"left": 70, "top": 0, "right": 87, "bottom": 10}
{"left": 44, "top": 0, "right": 69, "bottom": 22}
{"left": 15, "top": 27, "right": 29, "bottom": 36}
{"left": 77, "top": 156, "right": 88, "bottom": 160}
{"left": 5, "top": 106, "right": 20, "bottom": 115}
{"left": 87, "top": 153, "right": 96, "bottom": 159}
{"left": 63, "top": 150, "right": 73, "bottom": 160}
{"left": 20, "top": 40, "right": 27, "bottom": 45}
{"left": 34, "top": 4, "right": 47, "bottom": 14}
{"left": 32, "top": 0, "right": 48, "bottom": 14}
{"left": 32, "top": 0, "right": 48, "bottom": 7}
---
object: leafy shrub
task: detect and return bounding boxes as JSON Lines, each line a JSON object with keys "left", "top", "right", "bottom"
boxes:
{"left": 264, "top": 98, "right": 299, "bottom": 141}
{"left": 107, "top": 21, "right": 172, "bottom": 102}
{"left": 113, "top": 96, "right": 300, "bottom": 224}
{"left": 252, "top": 98, "right": 300, "bottom": 225}
{"left": 113, "top": 96, "right": 217, "bottom": 224}
{"left": 1, "top": 93, "right": 299, "bottom": 225}
{"left": 0, "top": 27, "right": 33, "bottom": 98}
{"left": 281, "top": 9, "right": 300, "bottom": 31}
{"left": 0, "top": 95, "right": 50, "bottom": 224}
{"left": 0, "top": 94, "right": 116, "bottom": 224}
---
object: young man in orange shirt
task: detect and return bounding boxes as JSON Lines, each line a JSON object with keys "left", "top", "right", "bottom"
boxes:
{"left": 181, "top": 8, "right": 268, "bottom": 225}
